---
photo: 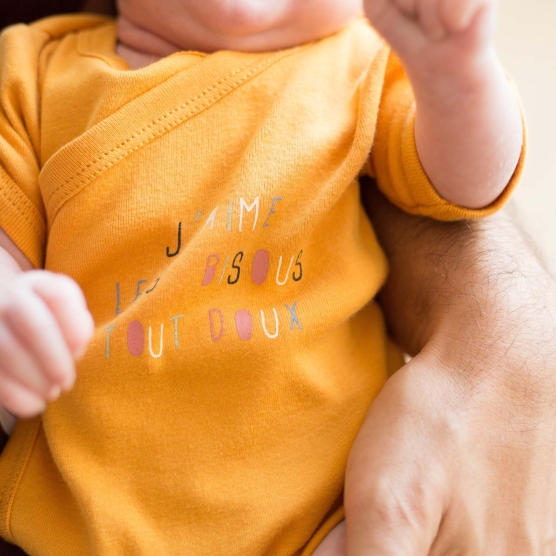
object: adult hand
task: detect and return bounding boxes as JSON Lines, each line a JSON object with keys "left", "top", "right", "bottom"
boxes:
{"left": 344, "top": 182, "right": 556, "bottom": 554}
{"left": 346, "top": 346, "right": 556, "bottom": 554}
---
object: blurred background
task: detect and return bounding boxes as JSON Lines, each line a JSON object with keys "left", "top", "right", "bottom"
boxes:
{"left": 497, "top": 0, "right": 556, "bottom": 273}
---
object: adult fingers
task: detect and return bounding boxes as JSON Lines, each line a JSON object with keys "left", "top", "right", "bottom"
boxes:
{"left": 312, "top": 522, "right": 346, "bottom": 556}
{"left": 345, "top": 475, "right": 436, "bottom": 555}
{"left": 23, "top": 271, "right": 95, "bottom": 360}
{"left": 344, "top": 370, "right": 445, "bottom": 555}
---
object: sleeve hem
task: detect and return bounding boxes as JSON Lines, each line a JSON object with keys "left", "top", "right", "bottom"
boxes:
{"left": 399, "top": 106, "right": 527, "bottom": 221}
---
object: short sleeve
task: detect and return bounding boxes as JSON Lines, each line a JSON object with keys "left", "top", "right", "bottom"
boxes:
{"left": 368, "top": 52, "right": 526, "bottom": 221}
{"left": 0, "top": 24, "right": 47, "bottom": 268}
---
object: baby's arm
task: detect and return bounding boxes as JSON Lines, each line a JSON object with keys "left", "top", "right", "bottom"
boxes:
{"left": 366, "top": 0, "right": 523, "bottom": 209}
{"left": 0, "top": 229, "right": 94, "bottom": 419}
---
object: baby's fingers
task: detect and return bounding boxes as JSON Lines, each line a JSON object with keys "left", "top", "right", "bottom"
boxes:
{"left": 365, "top": 0, "right": 426, "bottom": 58}
{"left": 23, "top": 272, "right": 95, "bottom": 360}
{"left": 438, "top": 0, "right": 492, "bottom": 34}
{"left": 0, "top": 372, "right": 47, "bottom": 419}
{"left": 418, "top": 0, "right": 449, "bottom": 40}
{"left": 392, "top": 0, "right": 417, "bottom": 18}
{"left": 2, "top": 288, "right": 77, "bottom": 390}
{"left": 0, "top": 321, "right": 59, "bottom": 398}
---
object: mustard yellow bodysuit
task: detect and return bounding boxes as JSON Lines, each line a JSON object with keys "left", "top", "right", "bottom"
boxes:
{"left": 0, "top": 14, "right": 524, "bottom": 556}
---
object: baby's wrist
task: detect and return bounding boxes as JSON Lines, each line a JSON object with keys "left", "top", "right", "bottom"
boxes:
{"left": 410, "top": 43, "right": 523, "bottom": 208}
{"left": 406, "top": 45, "right": 501, "bottom": 108}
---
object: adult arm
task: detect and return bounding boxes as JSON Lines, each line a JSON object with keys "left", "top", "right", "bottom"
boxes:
{"left": 345, "top": 179, "right": 556, "bottom": 554}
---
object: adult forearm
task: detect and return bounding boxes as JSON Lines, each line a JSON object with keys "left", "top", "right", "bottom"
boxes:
{"left": 364, "top": 178, "right": 556, "bottom": 363}
{"left": 348, "top": 182, "right": 556, "bottom": 555}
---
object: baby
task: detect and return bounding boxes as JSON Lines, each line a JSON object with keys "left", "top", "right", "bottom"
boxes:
{"left": 0, "top": 0, "right": 523, "bottom": 554}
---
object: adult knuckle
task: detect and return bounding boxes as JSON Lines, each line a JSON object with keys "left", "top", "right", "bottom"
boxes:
{"left": 355, "top": 475, "right": 429, "bottom": 530}
{"left": 501, "top": 528, "right": 549, "bottom": 556}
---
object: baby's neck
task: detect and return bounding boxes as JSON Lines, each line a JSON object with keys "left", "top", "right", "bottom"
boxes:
{"left": 116, "top": 17, "right": 181, "bottom": 68}
{"left": 116, "top": 15, "right": 302, "bottom": 69}
{"left": 115, "top": 18, "right": 349, "bottom": 70}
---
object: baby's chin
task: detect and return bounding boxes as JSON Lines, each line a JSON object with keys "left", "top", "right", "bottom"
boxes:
{"left": 184, "top": 0, "right": 364, "bottom": 38}
{"left": 117, "top": 0, "right": 364, "bottom": 55}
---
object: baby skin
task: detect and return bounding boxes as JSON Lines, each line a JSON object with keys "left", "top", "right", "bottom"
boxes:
{"left": 0, "top": 0, "right": 523, "bottom": 553}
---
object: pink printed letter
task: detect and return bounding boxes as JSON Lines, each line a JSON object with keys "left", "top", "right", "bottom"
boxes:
{"left": 127, "top": 320, "right": 145, "bottom": 356}
{"left": 202, "top": 254, "right": 220, "bottom": 286}
{"left": 235, "top": 310, "right": 253, "bottom": 341}
{"left": 209, "top": 308, "right": 225, "bottom": 341}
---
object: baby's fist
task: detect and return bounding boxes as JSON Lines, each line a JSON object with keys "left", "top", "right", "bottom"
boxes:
{"left": 365, "top": 0, "right": 497, "bottom": 70}
{"left": 0, "top": 271, "right": 94, "bottom": 418}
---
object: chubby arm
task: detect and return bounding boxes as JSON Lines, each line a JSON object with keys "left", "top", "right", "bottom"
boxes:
{"left": 343, "top": 181, "right": 556, "bottom": 554}
{"left": 366, "top": 0, "right": 523, "bottom": 208}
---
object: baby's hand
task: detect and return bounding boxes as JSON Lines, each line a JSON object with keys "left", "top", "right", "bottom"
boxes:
{"left": 365, "top": 0, "right": 497, "bottom": 82}
{"left": 0, "top": 271, "right": 94, "bottom": 418}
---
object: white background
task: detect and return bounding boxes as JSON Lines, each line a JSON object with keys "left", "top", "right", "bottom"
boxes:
{"left": 497, "top": 0, "right": 556, "bottom": 272}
